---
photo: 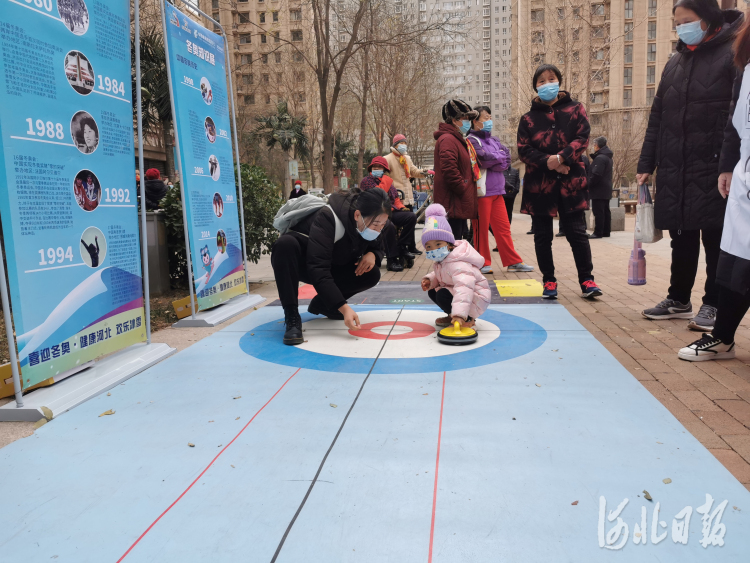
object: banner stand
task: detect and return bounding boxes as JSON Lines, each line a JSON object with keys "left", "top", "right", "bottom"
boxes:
{"left": 0, "top": 0, "right": 175, "bottom": 422}
{"left": 162, "top": 0, "right": 264, "bottom": 329}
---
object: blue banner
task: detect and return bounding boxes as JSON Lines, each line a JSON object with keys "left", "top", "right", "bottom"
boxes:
{"left": 163, "top": 2, "right": 246, "bottom": 310}
{"left": 0, "top": 0, "right": 145, "bottom": 388}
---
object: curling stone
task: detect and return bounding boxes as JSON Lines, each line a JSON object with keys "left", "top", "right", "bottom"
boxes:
{"left": 437, "top": 321, "right": 478, "bottom": 346}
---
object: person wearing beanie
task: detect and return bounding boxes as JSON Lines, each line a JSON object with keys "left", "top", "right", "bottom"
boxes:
{"left": 433, "top": 99, "right": 480, "bottom": 242}
{"left": 360, "top": 156, "right": 417, "bottom": 272}
{"left": 420, "top": 204, "right": 491, "bottom": 327}
{"left": 144, "top": 168, "right": 168, "bottom": 210}
{"left": 468, "top": 105, "right": 534, "bottom": 275}
{"left": 383, "top": 134, "right": 432, "bottom": 230}
{"left": 289, "top": 179, "right": 306, "bottom": 200}
{"left": 517, "top": 64, "right": 602, "bottom": 300}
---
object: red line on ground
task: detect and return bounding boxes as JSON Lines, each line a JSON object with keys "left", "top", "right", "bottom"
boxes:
{"left": 428, "top": 371, "right": 447, "bottom": 563}
{"left": 116, "top": 368, "right": 302, "bottom": 563}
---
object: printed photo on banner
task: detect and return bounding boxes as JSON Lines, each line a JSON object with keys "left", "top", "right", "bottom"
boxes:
{"left": 201, "top": 77, "right": 212, "bottom": 105}
{"left": 205, "top": 116, "right": 217, "bottom": 143}
{"left": 79, "top": 226, "right": 106, "bottom": 268}
{"left": 216, "top": 229, "right": 227, "bottom": 254}
{"left": 213, "top": 192, "right": 224, "bottom": 217}
{"left": 58, "top": 0, "right": 89, "bottom": 36}
{"left": 200, "top": 244, "right": 213, "bottom": 281}
{"left": 209, "top": 154, "right": 219, "bottom": 180}
{"left": 64, "top": 51, "right": 94, "bottom": 95}
{"left": 73, "top": 170, "right": 101, "bottom": 212}
{"left": 70, "top": 111, "right": 99, "bottom": 154}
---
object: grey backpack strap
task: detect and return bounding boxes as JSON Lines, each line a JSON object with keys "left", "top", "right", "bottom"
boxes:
{"left": 326, "top": 205, "right": 346, "bottom": 243}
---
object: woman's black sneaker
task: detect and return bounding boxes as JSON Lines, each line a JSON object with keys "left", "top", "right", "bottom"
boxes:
{"left": 387, "top": 257, "right": 404, "bottom": 272}
{"left": 283, "top": 311, "right": 304, "bottom": 346}
{"left": 408, "top": 246, "right": 423, "bottom": 255}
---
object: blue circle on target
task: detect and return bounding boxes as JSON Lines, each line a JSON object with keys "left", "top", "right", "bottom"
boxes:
{"left": 239, "top": 307, "right": 547, "bottom": 374}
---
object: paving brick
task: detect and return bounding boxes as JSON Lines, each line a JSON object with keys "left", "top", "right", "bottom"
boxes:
{"left": 709, "top": 449, "right": 750, "bottom": 484}
{"left": 672, "top": 390, "right": 721, "bottom": 412}
{"left": 722, "top": 435, "right": 750, "bottom": 465}
{"left": 637, "top": 358, "right": 676, "bottom": 374}
{"left": 714, "top": 400, "right": 750, "bottom": 429}
{"left": 680, "top": 419, "right": 729, "bottom": 450}
{"left": 694, "top": 411, "right": 750, "bottom": 436}
{"left": 652, "top": 372, "right": 695, "bottom": 392}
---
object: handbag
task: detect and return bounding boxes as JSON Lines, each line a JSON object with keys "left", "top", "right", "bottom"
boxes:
{"left": 634, "top": 185, "right": 663, "bottom": 243}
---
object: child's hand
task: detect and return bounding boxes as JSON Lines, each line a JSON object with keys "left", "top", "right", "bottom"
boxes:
{"left": 421, "top": 278, "right": 430, "bottom": 291}
{"left": 451, "top": 316, "right": 475, "bottom": 328}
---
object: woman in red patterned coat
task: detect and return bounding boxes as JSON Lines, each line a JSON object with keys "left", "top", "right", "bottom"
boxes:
{"left": 518, "top": 64, "right": 602, "bottom": 300}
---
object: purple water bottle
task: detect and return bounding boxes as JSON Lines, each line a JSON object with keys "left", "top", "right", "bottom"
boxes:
{"left": 628, "top": 240, "right": 646, "bottom": 285}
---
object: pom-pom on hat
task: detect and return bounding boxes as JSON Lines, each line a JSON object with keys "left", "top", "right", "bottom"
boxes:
{"left": 392, "top": 134, "right": 406, "bottom": 146}
{"left": 145, "top": 168, "right": 160, "bottom": 180}
{"left": 421, "top": 204, "right": 455, "bottom": 246}
{"left": 368, "top": 155, "right": 390, "bottom": 172}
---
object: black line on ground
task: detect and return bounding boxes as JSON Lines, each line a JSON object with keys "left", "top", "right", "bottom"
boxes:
{"left": 269, "top": 307, "right": 405, "bottom": 562}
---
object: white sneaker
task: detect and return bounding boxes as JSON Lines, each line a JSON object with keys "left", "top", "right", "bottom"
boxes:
{"left": 507, "top": 262, "right": 535, "bottom": 272}
{"left": 480, "top": 266, "right": 493, "bottom": 274}
{"left": 678, "top": 334, "right": 735, "bottom": 362}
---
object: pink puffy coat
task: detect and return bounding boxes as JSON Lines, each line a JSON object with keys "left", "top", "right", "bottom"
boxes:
{"left": 423, "top": 240, "right": 491, "bottom": 320}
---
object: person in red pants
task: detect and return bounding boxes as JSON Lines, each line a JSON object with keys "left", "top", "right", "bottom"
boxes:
{"left": 467, "top": 106, "right": 534, "bottom": 274}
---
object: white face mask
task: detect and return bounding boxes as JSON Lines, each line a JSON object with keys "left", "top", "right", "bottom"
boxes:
{"left": 397, "top": 144, "right": 407, "bottom": 155}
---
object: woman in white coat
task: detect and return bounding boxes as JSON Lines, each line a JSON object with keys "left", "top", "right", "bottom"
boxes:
{"left": 679, "top": 18, "right": 750, "bottom": 361}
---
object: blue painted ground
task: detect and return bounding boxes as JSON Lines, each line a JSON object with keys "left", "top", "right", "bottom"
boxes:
{"left": 0, "top": 304, "right": 748, "bottom": 562}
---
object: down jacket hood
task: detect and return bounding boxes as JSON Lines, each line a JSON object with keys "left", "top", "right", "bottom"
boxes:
{"left": 443, "top": 239, "right": 484, "bottom": 269}
{"left": 594, "top": 146, "right": 613, "bottom": 159}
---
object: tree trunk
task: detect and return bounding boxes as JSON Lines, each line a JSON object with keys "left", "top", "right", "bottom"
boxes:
{"left": 356, "top": 49, "right": 369, "bottom": 185}
{"left": 161, "top": 120, "right": 176, "bottom": 181}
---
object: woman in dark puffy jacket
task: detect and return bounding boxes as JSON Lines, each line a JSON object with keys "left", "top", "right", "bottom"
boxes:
{"left": 517, "top": 64, "right": 601, "bottom": 301}
{"left": 637, "top": 0, "right": 743, "bottom": 331}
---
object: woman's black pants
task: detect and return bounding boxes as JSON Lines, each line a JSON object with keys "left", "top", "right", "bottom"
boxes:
{"left": 271, "top": 233, "right": 380, "bottom": 314}
{"left": 532, "top": 211, "right": 594, "bottom": 284}
{"left": 713, "top": 286, "right": 750, "bottom": 344}
{"left": 667, "top": 229, "right": 722, "bottom": 307}
{"left": 383, "top": 210, "right": 417, "bottom": 258}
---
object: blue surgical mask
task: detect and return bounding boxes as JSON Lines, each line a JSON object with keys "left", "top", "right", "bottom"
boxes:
{"left": 372, "top": 170, "right": 384, "bottom": 178}
{"left": 459, "top": 120, "right": 471, "bottom": 136}
{"left": 676, "top": 20, "right": 706, "bottom": 46}
{"left": 426, "top": 246, "right": 451, "bottom": 262}
{"left": 537, "top": 82, "right": 560, "bottom": 102}
{"left": 482, "top": 120, "right": 493, "bottom": 132}
{"left": 357, "top": 216, "right": 380, "bottom": 241}
{"left": 397, "top": 144, "right": 407, "bottom": 154}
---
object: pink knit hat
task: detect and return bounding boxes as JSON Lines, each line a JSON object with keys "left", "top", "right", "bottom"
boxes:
{"left": 421, "top": 204, "right": 455, "bottom": 245}
{"left": 392, "top": 134, "right": 406, "bottom": 146}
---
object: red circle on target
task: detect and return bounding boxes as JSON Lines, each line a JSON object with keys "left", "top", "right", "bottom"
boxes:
{"left": 351, "top": 321, "right": 436, "bottom": 340}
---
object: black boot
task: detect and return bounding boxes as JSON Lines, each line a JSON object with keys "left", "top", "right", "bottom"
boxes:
{"left": 283, "top": 309, "right": 304, "bottom": 346}
{"left": 402, "top": 254, "right": 414, "bottom": 269}
{"left": 308, "top": 295, "right": 344, "bottom": 320}
{"left": 387, "top": 257, "right": 404, "bottom": 272}
{"left": 407, "top": 245, "right": 423, "bottom": 255}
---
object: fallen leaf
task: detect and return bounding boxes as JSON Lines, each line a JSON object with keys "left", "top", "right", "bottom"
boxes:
{"left": 656, "top": 441, "right": 662, "bottom": 444}
{"left": 571, "top": 500, "right": 578, "bottom": 505}
{"left": 648, "top": 331, "right": 661, "bottom": 335}
{"left": 733, "top": 506, "right": 740, "bottom": 511}
{"left": 663, "top": 478, "right": 672, "bottom": 484}
{"left": 41, "top": 406, "right": 53, "bottom": 421}
{"left": 330, "top": 403, "right": 337, "bottom": 408}
{"left": 209, "top": 420, "right": 214, "bottom": 423}
{"left": 643, "top": 490, "right": 653, "bottom": 501}
{"left": 535, "top": 383, "right": 541, "bottom": 387}
{"left": 233, "top": 396, "right": 241, "bottom": 400}
{"left": 552, "top": 349, "right": 559, "bottom": 352}
{"left": 188, "top": 443, "right": 195, "bottom": 447}
{"left": 634, "top": 532, "right": 642, "bottom": 538}
{"left": 235, "top": 416, "right": 240, "bottom": 420}
{"left": 231, "top": 465, "right": 235, "bottom": 468}
{"left": 107, "top": 392, "right": 111, "bottom": 397}
{"left": 99, "top": 409, "right": 115, "bottom": 417}
{"left": 253, "top": 307, "right": 258, "bottom": 310}
{"left": 33, "top": 418, "right": 47, "bottom": 430}
{"left": 251, "top": 333, "right": 255, "bottom": 336}
{"left": 512, "top": 417, "right": 516, "bottom": 420}
{"left": 422, "top": 393, "right": 428, "bottom": 395}
{"left": 218, "top": 444, "right": 222, "bottom": 447}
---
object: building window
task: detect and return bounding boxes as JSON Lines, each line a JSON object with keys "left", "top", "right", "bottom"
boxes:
{"left": 624, "top": 67, "right": 632, "bottom": 85}
{"left": 239, "top": 34, "right": 251, "bottom": 44}
{"left": 531, "top": 9, "right": 544, "bottom": 22}
{"left": 272, "top": 11, "right": 278, "bottom": 22}
{"left": 647, "top": 43, "right": 656, "bottom": 62}
{"left": 292, "top": 30, "right": 303, "bottom": 41}
{"left": 261, "top": 54, "right": 268, "bottom": 64}
{"left": 239, "top": 12, "right": 250, "bottom": 23}
{"left": 533, "top": 53, "right": 545, "bottom": 64}
{"left": 647, "top": 87, "right": 655, "bottom": 105}
{"left": 557, "top": 7, "right": 564, "bottom": 19}
{"left": 291, "top": 9, "right": 301, "bottom": 20}
{"left": 624, "top": 45, "right": 633, "bottom": 64}
{"left": 591, "top": 114, "right": 602, "bottom": 126}
{"left": 240, "top": 54, "right": 252, "bottom": 65}
{"left": 244, "top": 95, "right": 255, "bottom": 105}
{"left": 594, "top": 48, "right": 604, "bottom": 60}
{"left": 558, "top": 52, "right": 564, "bottom": 64}
{"left": 483, "top": 30, "right": 490, "bottom": 38}
{"left": 591, "top": 27, "right": 604, "bottom": 39}
{"left": 262, "top": 74, "right": 269, "bottom": 83}
{"left": 242, "top": 74, "right": 254, "bottom": 85}
{"left": 647, "top": 65, "right": 655, "bottom": 84}
{"left": 260, "top": 33, "right": 267, "bottom": 43}
{"left": 293, "top": 52, "right": 304, "bottom": 62}
{"left": 591, "top": 4, "right": 604, "bottom": 16}
{"left": 266, "top": 95, "right": 271, "bottom": 104}
{"left": 623, "top": 112, "right": 632, "bottom": 130}
{"left": 296, "top": 92, "right": 306, "bottom": 103}
{"left": 572, "top": 6, "right": 580, "bottom": 19}
{"left": 275, "top": 52, "right": 281, "bottom": 63}
{"left": 590, "top": 92, "right": 603, "bottom": 104}
{"left": 259, "top": 12, "right": 265, "bottom": 23}
{"left": 648, "top": 0, "right": 657, "bottom": 17}
{"left": 212, "top": 0, "right": 219, "bottom": 7}
{"left": 623, "top": 89, "right": 632, "bottom": 107}
{"left": 625, "top": 23, "right": 633, "bottom": 42}
{"left": 648, "top": 21, "right": 657, "bottom": 40}
{"left": 274, "top": 31, "right": 279, "bottom": 43}
{"left": 624, "top": 0, "right": 633, "bottom": 19}
{"left": 572, "top": 28, "right": 580, "bottom": 41}
{"left": 672, "top": 41, "right": 679, "bottom": 53}
{"left": 591, "top": 70, "right": 603, "bottom": 82}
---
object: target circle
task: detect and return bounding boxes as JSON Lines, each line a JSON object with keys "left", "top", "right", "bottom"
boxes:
{"left": 239, "top": 307, "right": 547, "bottom": 374}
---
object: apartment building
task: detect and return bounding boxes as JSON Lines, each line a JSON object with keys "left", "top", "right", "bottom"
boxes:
{"left": 199, "top": 0, "right": 315, "bottom": 127}
{"left": 511, "top": 0, "right": 681, "bottom": 175}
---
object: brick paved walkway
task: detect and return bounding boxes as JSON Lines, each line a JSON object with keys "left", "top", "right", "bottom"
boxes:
{"left": 384, "top": 212, "right": 750, "bottom": 492}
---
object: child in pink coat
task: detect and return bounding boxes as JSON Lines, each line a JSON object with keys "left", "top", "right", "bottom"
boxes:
{"left": 420, "top": 204, "right": 491, "bottom": 327}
